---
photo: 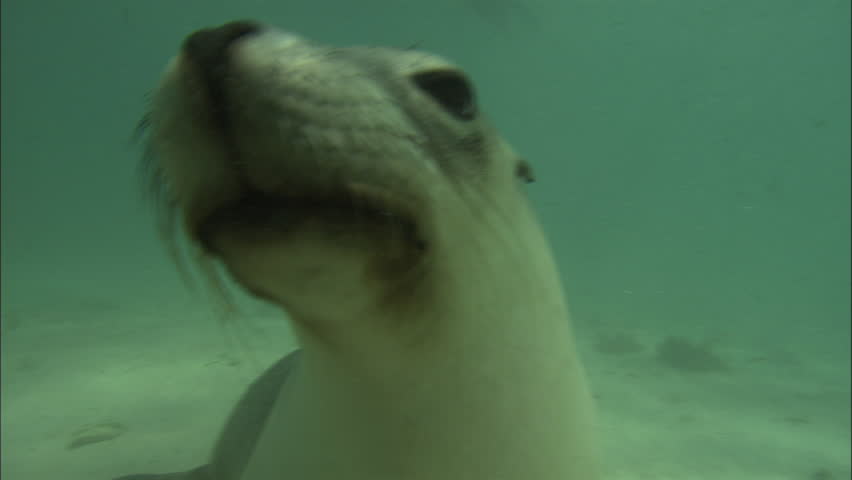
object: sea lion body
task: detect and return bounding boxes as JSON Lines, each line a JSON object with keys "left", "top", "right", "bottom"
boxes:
{"left": 121, "top": 20, "right": 600, "bottom": 480}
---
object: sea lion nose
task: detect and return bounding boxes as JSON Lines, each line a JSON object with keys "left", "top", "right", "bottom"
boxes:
{"left": 179, "top": 20, "right": 263, "bottom": 131}
{"left": 182, "top": 20, "right": 262, "bottom": 72}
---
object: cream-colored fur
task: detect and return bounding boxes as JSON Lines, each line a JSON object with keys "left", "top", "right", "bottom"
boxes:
{"left": 129, "top": 20, "right": 600, "bottom": 480}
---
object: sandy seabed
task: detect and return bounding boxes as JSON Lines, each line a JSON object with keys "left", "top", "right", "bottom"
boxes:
{"left": 1, "top": 290, "right": 848, "bottom": 480}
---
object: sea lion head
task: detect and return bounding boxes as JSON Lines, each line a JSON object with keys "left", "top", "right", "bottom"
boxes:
{"left": 142, "top": 20, "right": 535, "bottom": 336}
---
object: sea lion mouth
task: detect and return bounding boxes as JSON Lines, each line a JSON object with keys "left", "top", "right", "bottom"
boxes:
{"left": 194, "top": 184, "right": 426, "bottom": 257}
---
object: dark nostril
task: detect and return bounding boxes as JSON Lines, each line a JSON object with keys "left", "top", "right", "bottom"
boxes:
{"left": 180, "top": 21, "right": 263, "bottom": 135}
{"left": 183, "top": 20, "right": 262, "bottom": 70}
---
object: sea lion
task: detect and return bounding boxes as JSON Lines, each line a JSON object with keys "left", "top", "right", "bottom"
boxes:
{"left": 121, "top": 20, "right": 600, "bottom": 480}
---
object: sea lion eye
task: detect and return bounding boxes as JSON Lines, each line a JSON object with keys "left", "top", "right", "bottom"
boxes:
{"left": 411, "top": 69, "right": 477, "bottom": 121}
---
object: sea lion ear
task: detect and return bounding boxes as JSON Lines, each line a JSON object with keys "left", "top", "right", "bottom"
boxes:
{"left": 516, "top": 160, "right": 535, "bottom": 184}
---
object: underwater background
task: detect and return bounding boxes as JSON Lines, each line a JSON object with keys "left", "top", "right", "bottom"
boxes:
{"left": 1, "top": 1, "right": 849, "bottom": 479}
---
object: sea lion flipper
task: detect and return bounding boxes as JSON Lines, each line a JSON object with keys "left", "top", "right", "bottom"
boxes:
{"left": 112, "top": 464, "right": 210, "bottom": 480}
